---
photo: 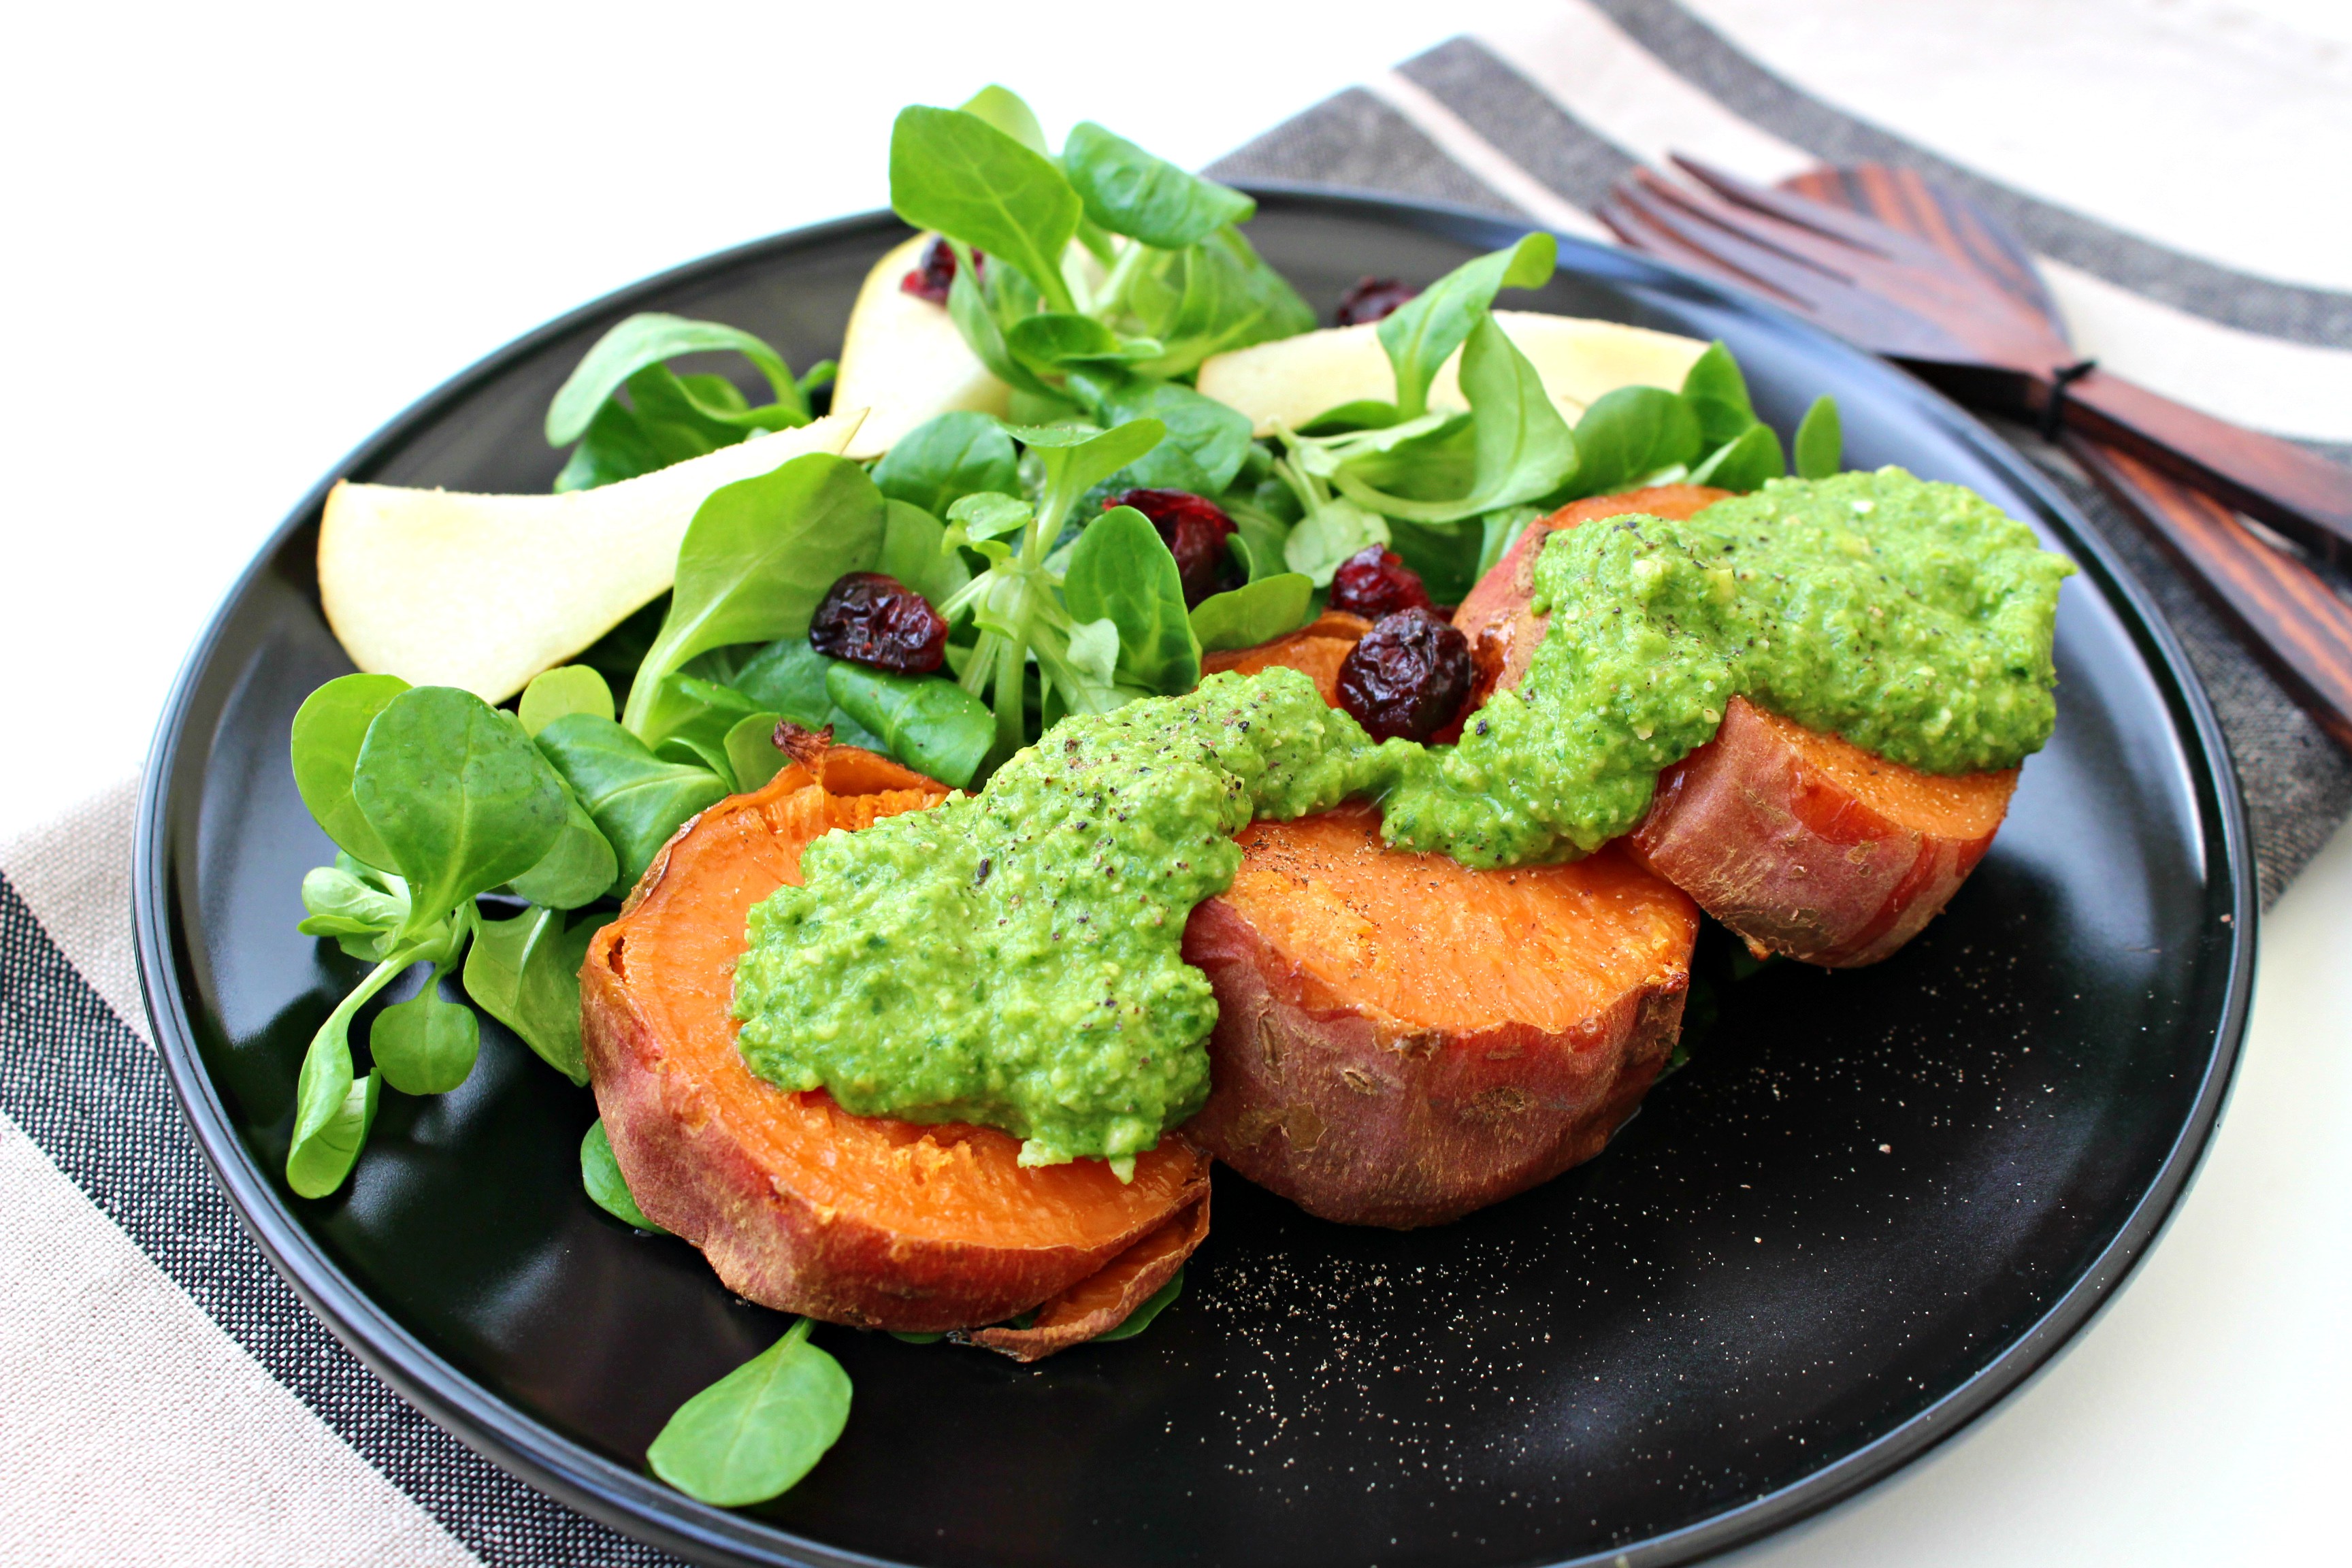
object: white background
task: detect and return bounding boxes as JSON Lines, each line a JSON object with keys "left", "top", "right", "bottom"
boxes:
{"left": 1, "top": 3, "right": 2345, "bottom": 1563}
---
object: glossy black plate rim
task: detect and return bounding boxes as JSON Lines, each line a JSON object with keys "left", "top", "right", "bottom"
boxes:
{"left": 132, "top": 186, "right": 2257, "bottom": 1568}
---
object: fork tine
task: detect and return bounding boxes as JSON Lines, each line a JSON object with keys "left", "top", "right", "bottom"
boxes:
{"left": 1665, "top": 165, "right": 2059, "bottom": 340}
{"left": 1608, "top": 170, "right": 1982, "bottom": 361}
{"left": 1627, "top": 173, "right": 1856, "bottom": 284}
{"left": 1671, "top": 154, "right": 1959, "bottom": 277}
{"left": 1775, "top": 166, "right": 1844, "bottom": 208}
{"left": 1595, "top": 189, "right": 1810, "bottom": 308}
{"left": 1623, "top": 169, "right": 1977, "bottom": 323}
{"left": 1610, "top": 175, "right": 1864, "bottom": 314}
{"left": 1633, "top": 166, "right": 1964, "bottom": 298}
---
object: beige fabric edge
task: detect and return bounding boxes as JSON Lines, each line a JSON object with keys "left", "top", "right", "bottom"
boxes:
{"left": 0, "top": 1105, "right": 480, "bottom": 1568}
{"left": 0, "top": 774, "right": 149, "bottom": 1049}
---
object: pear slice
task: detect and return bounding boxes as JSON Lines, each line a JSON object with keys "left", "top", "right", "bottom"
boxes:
{"left": 318, "top": 411, "right": 865, "bottom": 704}
{"left": 1196, "top": 311, "right": 1710, "bottom": 436}
{"left": 832, "top": 234, "right": 1011, "bottom": 460}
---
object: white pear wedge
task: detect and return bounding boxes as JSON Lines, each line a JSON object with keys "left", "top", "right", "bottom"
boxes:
{"left": 318, "top": 411, "right": 865, "bottom": 704}
{"left": 1196, "top": 312, "right": 1710, "bottom": 436}
{"left": 831, "top": 234, "right": 1011, "bottom": 460}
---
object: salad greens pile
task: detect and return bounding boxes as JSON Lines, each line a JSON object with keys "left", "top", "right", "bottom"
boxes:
{"left": 282, "top": 80, "right": 1845, "bottom": 1512}
{"left": 889, "top": 86, "right": 1311, "bottom": 489}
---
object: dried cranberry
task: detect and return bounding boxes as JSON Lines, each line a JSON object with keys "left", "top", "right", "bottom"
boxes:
{"left": 900, "top": 238, "right": 983, "bottom": 304}
{"left": 1337, "top": 607, "right": 1473, "bottom": 743}
{"left": 1335, "top": 276, "right": 1420, "bottom": 326}
{"left": 809, "top": 572, "right": 948, "bottom": 673}
{"left": 1328, "top": 545, "right": 1433, "bottom": 619}
{"left": 1106, "top": 489, "right": 1241, "bottom": 608}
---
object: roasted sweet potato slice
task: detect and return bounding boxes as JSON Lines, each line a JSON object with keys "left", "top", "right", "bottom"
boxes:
{"left": 1630, "top": 696, "right": 2016, "bottom": 967}
{"left": 1202, "top": 610, "right": 1371, "bottom": 704}
{"left": 1453, "top": 485, "right": 1730, "bottom": 706}
{"left": 1453, "top": 485, "right": 2016, "bottom": 966}
{"left": 581, "top": 748, "right": 1212, "bottom": 1354}
{"left": 1182, "top": 806, "right": 1697, "bottom": 1228}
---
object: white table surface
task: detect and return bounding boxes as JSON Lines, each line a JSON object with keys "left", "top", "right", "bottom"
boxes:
{"left": 4, "top": 3, "right": 2345, "bottom": 1562}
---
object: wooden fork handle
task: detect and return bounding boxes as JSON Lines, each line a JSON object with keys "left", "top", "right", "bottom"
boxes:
{"left": 2063, "top": 431, "right": 2352, "bottom": 751}
{"left": 2047, "top": 367, "right": 2352, "bottom": 564}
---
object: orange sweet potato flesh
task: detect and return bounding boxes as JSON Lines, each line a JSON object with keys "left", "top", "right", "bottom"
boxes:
{"left": 581, "top": 746, "right": 1211, "bottom": 1356}
{"left": 1629, "top": 696, "right": 2016, "bottom": 967}
{"left": 1202, "top": 610, "right": 1371, "bottom": 704}
{"left": 1182, "top": 806, "right": 1697, "bottom": 1228}
{"left": 1454, "top": 485, "right": 2018, "bottom": 967}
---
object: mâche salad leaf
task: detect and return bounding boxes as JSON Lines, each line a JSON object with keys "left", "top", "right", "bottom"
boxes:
{"left": 581, "top": 1120, "right": 665, "bottom": 1232}
{"left": 547, "top": 315, "right": 808, "bottom": 446}
{"left": 1063, "top": 504, "right": 1201, "bottom": 694}
{"left": 1189, "top": 574, "right": 1313, "bottom": 653}
{"left": 1062, "top": 122, "right": 1254, "bottom": 250}
{"left": 517, "top": 665, "right": 615, "bottom": 737}
{"left": 891, "top": 105, "right": 1083, "bottom": 314}
{"left": 872, "top": 411, "right": 1019, "bottom": 518}
{"left": 546, "top": 314, "right": 831, "bottom": 492}
{"left": 370, "top": 975, "right": 480, "bottom": 1096}
{"left": 1794, "top": 394, "right": 1842, "bottom": 480}
{"left": 825, "top": 664, "right": 993, "bottom": 788}
{"left": 1567, "top": 386, "right": 1703, "bottom": 500}
{"left": 466, "top": 906, "right": 596, "bottom": 1085}
{"left": 1378, "top": 232, "right": 1556, "bottom": 421}
{"left": 535, "top": 714, "right": 732, "bottom": 891}
{"left": 1330, "top": 312, "right": 1579, "bottom": 523}
{"left": 351, "top": 687, "right": 569, "bottom": 938}
{"left": 622, "top": 452, "right": 887, "bottom": 738}
{"left": 290, "top": 674, "right": 409, "bottom": 870}
{"left": 284, "top": 683, "right": 576, "bottom": 1196}
{"left": 648, "top": 1319, "right": 851, "bottom": 1507}
{"left": 1111, "top": 226, "right": 1318, "bottom": 378}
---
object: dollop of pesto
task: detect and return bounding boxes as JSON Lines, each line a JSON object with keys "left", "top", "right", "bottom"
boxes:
{"left": 733, "top": 669, "right": 1380, "bottom": 1169}
{"left": 1379, "top": 468, "right": 2074, "bottom": 865}
{"left": 734, "top": 468, "right": 2072, "bottom": 1163}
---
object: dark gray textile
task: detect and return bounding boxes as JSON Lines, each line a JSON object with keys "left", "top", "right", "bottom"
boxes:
{"left": 1213, "top": 86, "right": 1517, "bottom": 216}
{"left": 1213, "top": 40, "right": 2352, "bottom": 905}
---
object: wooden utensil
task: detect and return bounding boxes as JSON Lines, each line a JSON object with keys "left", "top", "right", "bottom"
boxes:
{"left": 1599, "top": 157, "right": 2352, "bottom": 566}
{"left": 1599, "top": 157, "right": 2352, "bottom": 749}
{"left": 2063, "top": 439, "right": 2352, "bottom": 749}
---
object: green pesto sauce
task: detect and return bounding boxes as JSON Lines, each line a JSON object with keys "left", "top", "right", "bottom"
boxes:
{"left": 732, "top": 670, "right": 1379, "bottom": 1169}
{"left": 1379, "top": 468, "right": 2074, "bottom": 866}
{"left": 734, "top": 468, "right": 2071, "bottom": 1163}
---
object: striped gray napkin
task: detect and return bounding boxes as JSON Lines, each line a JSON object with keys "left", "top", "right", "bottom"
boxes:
{"left": 3, "top": 5, "right": 2347, "bottom": 1563}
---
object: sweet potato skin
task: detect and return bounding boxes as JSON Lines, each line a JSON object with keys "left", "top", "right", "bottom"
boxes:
{"left": 964, "top": 1198, "right": 1209, "bottom": 1361}
{"left": 1454, "top": 486, "right": 1729, "bottom": 706}
{"left": 1181, "top": 811, "right": 1696, "bottom": 1228}
{"left": 582, "top": 751, "right": 1212, "bottom": 1346}
{"left": 1629, "top": 697, "right": 2016, "bottom": 968}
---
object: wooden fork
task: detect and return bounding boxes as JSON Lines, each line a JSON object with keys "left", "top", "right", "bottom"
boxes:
{"left": 1600, "top": 157, "right": 2352, "bottom": 750}
{"left": 1600, "top": 157, "right": 2352, "bottom": 566}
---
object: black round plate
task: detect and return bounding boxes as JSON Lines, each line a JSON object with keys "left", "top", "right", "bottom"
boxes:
{"left": 135, "top": 191, "right": 2253, "bottom": 1568}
